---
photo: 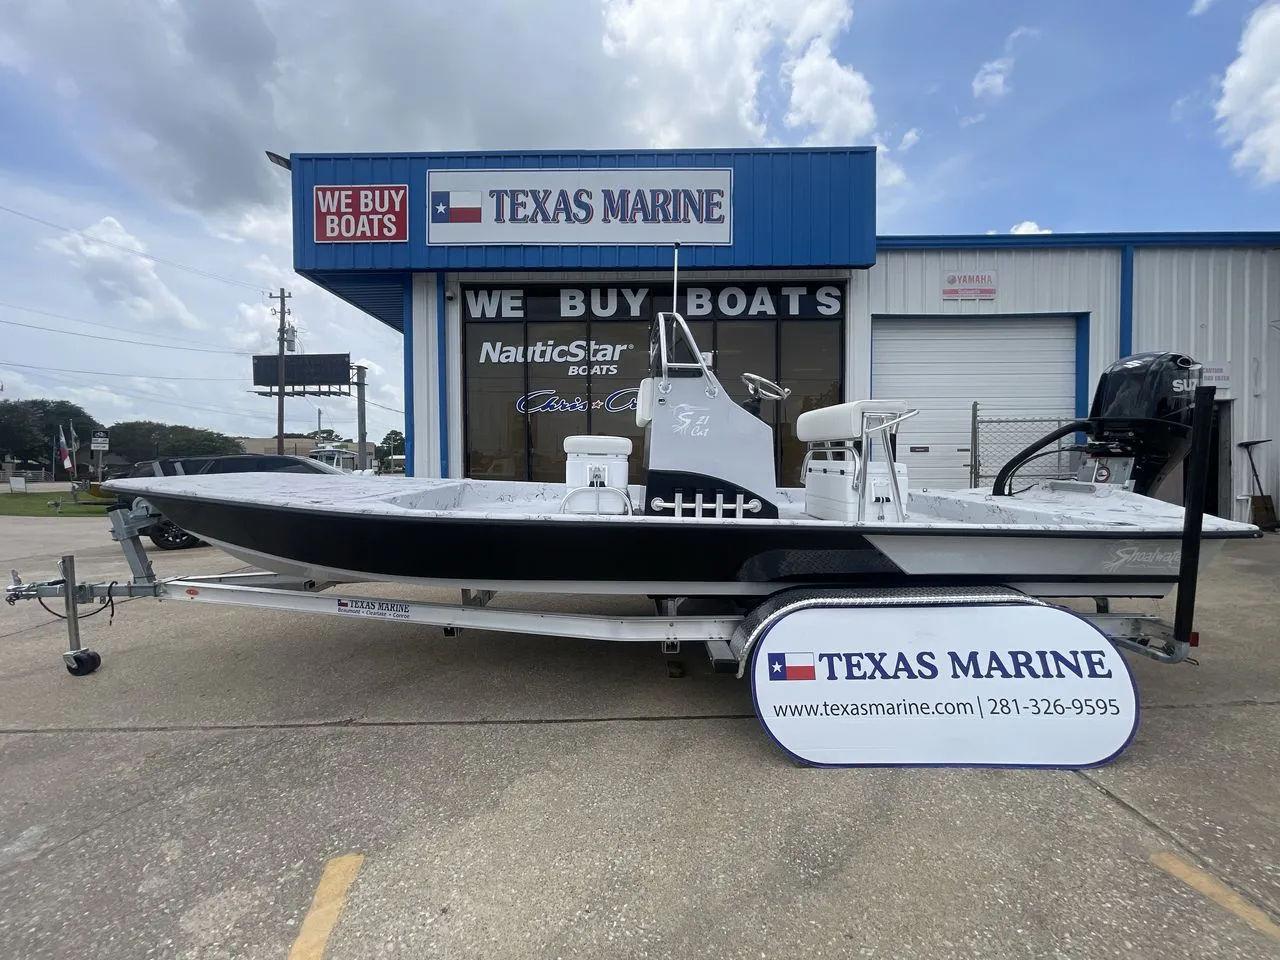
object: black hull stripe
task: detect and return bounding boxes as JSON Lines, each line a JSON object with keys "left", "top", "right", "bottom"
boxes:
{"left": 145, "top": 495, "right": 1205, "bottom": 586}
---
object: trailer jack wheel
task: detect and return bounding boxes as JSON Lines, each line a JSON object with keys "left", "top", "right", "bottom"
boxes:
{"left": 63, "top": 649, "right": 101, "bottom": 677}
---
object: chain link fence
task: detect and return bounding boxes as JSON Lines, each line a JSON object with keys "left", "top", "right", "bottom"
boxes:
{"left": 969, "top": 403, "right": 1080, "bottom": 487}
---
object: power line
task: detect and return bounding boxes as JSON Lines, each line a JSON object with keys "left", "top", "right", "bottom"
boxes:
{"left": 0, "top": 317, "right": 250, "bottom": 355}
{"left": 0, "top": 360, "right": 246, "bottom": 382}
{"left": 0, "top": 203, "right": 264, "bottom": 292}
{"left": 0, "top": 299, "right": 241, "bottom": 350}
{"left": 363, "top": 397, "right": 405, "bottom": 415}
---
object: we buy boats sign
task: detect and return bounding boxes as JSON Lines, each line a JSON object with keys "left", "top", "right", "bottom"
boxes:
{"left": 314, "top": 185, "right": 408, "bottom": 242}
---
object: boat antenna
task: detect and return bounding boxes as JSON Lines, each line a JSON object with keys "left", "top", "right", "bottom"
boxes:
{"left": 671, "top": 241, "right": 680, "bottom": 313}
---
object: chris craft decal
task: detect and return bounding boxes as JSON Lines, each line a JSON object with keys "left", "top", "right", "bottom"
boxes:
{"left": 752, "top": 603, "right": 1138, "bottom": 768}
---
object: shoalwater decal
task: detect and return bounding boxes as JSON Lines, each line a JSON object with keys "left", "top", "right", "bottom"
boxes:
{"left": 1101, "top": 545, "right": 1181, "bottom": 572}
{"left": 752, "top": 603, "right": 1138, "bottom": 768}
{"left": 335, "top": 598, "right": 412, "bottom": 621}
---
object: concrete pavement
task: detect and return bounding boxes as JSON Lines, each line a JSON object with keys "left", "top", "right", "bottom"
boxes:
{"left": 0, "top": 515, "right": 1277, "bottom": 959}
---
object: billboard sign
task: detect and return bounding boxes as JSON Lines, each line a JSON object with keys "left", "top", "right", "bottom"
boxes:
{"left": 252, "top": 353, "right": 352, "bottom": 388}
{"left": 428, "top": 169, "right": 732, "bottom": 246}
{"left": 313, "top": 185, "right": 409, "bottom": 242}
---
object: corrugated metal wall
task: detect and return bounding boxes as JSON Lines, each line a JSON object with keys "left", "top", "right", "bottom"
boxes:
{"left": 1134, "top": 247, "right": 1280, "bottom": 514}
{"left": 855, "top": 248, "right": 1121, "bottom": 403}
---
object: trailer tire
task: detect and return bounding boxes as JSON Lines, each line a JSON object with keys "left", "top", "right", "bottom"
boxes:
{"left": 65, "top": 650, "right": 101, "bottom": 676}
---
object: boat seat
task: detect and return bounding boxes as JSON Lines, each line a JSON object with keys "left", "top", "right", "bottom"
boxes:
{"left": 796, "top": 399, "right": 911, "bottom": 442}
{"left": 635, "top": 378, "right": 654, "bottom": 428}
{"left": 563, "top": 435, "right": 633, "bottom": 456}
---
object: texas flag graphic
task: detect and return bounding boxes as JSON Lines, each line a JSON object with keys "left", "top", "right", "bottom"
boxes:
{"left": 431, "top": 190, "right": 482, "bottom": 224}
{"left": 767, "top": 652, "right": 816, "bottom": 681}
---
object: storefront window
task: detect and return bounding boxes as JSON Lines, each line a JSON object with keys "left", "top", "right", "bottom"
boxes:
{"left": 463, "top": 283, "right": 843, "bottom": 487}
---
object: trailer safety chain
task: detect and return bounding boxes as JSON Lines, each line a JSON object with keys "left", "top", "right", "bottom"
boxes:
{"left": 35, "top": 580, "right": 117, "bottom": 626}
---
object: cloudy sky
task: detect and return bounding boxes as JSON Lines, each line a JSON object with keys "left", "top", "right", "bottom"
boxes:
{"left": 1, "top": 0, "right": 1278, "bottom": 441}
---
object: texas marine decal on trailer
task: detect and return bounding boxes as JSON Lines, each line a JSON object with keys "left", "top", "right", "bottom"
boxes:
{"left": 751, "top": 599, "right": 1138, "bottom": 768}
{"left": 427, "top": 169, "right": 732, "bottom": 245}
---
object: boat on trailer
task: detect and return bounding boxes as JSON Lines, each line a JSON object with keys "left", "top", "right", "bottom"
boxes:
{"left": 100, "top": 318, "right": 1254, "bottom": 602}
{"left": 4, "top": 251, "right": 1260, "bottom": 693}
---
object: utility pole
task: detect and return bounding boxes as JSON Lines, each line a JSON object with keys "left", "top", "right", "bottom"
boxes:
{"left": 354, "top": 365, "right": 368, "bottom": 470}
{"left": 268, "top": 287, "right": 292, "bottom": 454}
{"left": 316, "top": 408, "right": 323, "bottom": 436}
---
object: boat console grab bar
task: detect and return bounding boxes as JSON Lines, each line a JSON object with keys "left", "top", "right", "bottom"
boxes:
{"left": 655, "top": 311, "right": 718, "bottom": 398}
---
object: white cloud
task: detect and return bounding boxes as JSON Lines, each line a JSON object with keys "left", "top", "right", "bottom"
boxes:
{"left": 959, "top": 113, "right": 986, "bottom": 127}
{"left": 1010, "top": 220, "right": 1052, "bottom": 234}
{"left": 1216, "top": 1, "right": 1280, "bottom": 183}
{"left": 785, "top": 39, "right": 877, "bottom": 142}
{"left": 1189, "top": 0, "right": 1219, "bottom": 14}
{"left": 971, "top": 26, "right": 1039, "bottom": 101}
{"left": 897, "top": 127, "right": 921, "bottom": 152}
{"left": 43, "top": 217, "right": 203, "bottom": 330}
{"left": 973, "top": 58, "right": 1014, "bottom": 99}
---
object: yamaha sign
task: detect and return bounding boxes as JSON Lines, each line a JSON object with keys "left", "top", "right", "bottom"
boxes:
{"left": 428, "top": 169, "right": 732, "bottom": 246}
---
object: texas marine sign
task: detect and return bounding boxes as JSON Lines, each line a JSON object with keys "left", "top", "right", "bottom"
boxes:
{"left": 291, "top": 148, "right": 877, "bottom": 275}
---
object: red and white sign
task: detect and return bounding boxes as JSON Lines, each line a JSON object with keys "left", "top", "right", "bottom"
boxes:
{"left": 942, "top": 270, "right": 997, "bottom": 300}
{"left": 313, "top": 185, "right": 408, "bottom": 243}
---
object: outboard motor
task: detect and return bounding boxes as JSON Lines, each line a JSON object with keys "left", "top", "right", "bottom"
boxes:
{"left": 992, "top": 352, "right": 1202, "bottom": 497}
{"left": 1080, "top": 353, "right": 1201, "bottom": 494}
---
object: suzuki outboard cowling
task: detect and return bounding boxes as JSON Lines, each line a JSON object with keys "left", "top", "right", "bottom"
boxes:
{"left": 992, "top": 352, "right": 1201, "bottom": 497}
{"left": 1084, "top": 353, "right": 1201, "bottom": 494}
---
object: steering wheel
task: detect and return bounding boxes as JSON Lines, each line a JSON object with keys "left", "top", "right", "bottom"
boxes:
{"left": 740, "top": 372, "right": 791, "bottom": 401}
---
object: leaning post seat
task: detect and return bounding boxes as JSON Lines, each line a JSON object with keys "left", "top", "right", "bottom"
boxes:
{"left": 561, "top": 435, "right": 633, "bottom": 515}
{"left": 796, "top": 399, "right": 915, "bottom": 522}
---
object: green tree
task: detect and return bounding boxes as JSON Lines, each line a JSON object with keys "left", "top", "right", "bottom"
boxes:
{"left": 0, "top": 400, "right": 44, "bottom": 461}
{"left": 378, "top": 429, "right": 405, "bottom": 458}
{"left": 0, "top": 399, "right": 101, "bottom": 463}
{"left": 108, "top": 421, "right": 244, "bottom": 462}
{"left": 307, "top": 428, "right": 349, "bottom": 443}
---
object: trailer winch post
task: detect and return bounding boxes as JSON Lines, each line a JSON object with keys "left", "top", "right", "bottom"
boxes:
{"left": 1172, "top": 384, "right": 1216, "bottom": 656}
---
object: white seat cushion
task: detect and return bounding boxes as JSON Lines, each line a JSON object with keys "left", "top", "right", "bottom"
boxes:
{"left": 796, "top": 399, "right": 911, "bottom": 442}
{"left": 563, "top": 435, "right": 633, "bottom": 456}
{"left": 635, "top": 377, "right": 654, "bottom": 428}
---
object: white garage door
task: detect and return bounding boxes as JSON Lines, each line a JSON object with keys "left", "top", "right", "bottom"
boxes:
{"left": 871, "top": 317, "right": 1077, "bottom": 489}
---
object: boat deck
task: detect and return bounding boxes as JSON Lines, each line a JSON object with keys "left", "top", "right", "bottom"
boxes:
{"left": 104, "top": 474, "right": 1258, "bottom": 536}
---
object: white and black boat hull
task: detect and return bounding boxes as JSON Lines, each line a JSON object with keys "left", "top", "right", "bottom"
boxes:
{"left": 134, "top": 489, "right": 1243, "bottom": 599}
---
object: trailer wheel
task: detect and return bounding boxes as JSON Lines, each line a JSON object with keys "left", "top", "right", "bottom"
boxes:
{"left": 64, "top": 650, "right": 101, "bottom": 676}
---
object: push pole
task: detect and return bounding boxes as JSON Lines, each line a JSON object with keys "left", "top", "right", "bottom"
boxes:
{"left": 1173, "top": 384, "right": 1216, "bottom": 652}
{"left": 354, "top": 365, "right": 368, "bottom": 471}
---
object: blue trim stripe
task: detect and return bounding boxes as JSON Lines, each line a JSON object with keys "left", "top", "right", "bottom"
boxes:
{"left": 436, "top": 273, "right": 448, "bottom": 477}
{"left": 1075, "top": 313, "right": 1091, "bottom": 419}
{"left": 879, "top": 231, "right": 1280, "bottom": 250}
{"left": 402, "top": 274, "right": 414, "bottom": 477}
{"left": 1119, "top": 245, "right": 1134, "bottom": 357}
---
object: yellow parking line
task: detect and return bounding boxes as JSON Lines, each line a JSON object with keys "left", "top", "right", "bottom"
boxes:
{"left": 1151, "top": 851, "right": 1280, "bottom": 942}
{"left": 289, "top": 854, "right": 366, "bottom": 960}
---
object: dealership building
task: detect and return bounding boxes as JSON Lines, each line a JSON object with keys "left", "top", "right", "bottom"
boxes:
{"left": 288, "top": 147, "right": 1279, "bottom": 520}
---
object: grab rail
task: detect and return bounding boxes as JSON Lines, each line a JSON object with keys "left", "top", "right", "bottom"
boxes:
{"left": 655, "top": 311, "right": 718, "bottom": 398}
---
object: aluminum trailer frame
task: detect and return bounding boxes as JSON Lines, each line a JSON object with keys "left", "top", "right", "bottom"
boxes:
{"left": 6, "top": 502, "right": 1197, "bottom": 678}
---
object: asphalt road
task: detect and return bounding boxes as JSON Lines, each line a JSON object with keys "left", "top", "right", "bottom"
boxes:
{"left": 0, "top": 515, "right": 1277, "bottom": 959}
